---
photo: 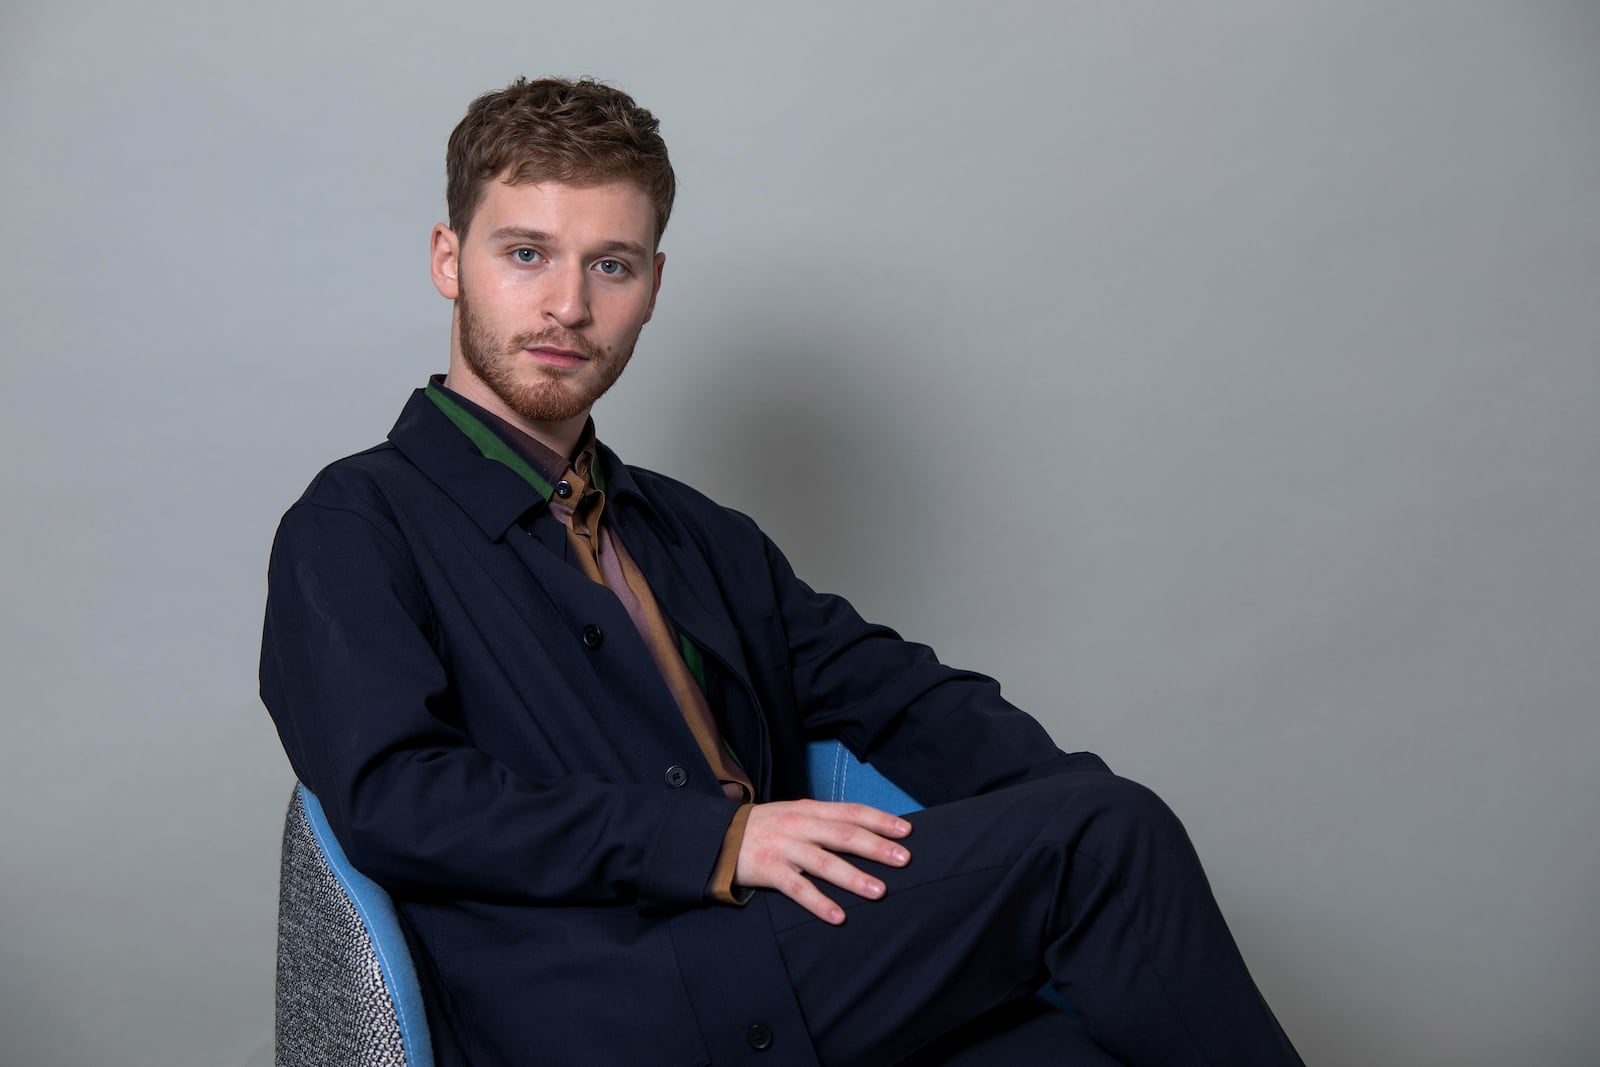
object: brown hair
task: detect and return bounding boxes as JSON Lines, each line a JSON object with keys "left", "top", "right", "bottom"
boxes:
{"left": 445, "top": 76, "right": 676, "bottom": 243}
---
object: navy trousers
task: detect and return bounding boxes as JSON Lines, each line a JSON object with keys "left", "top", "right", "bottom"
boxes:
{"left": 753, "top": 773, "right": 1304, "bottom": 1066}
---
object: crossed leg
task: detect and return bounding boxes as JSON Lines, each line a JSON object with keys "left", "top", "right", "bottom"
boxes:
{"left": 765, "top": 773, "right": 1303, "bottom": 1066}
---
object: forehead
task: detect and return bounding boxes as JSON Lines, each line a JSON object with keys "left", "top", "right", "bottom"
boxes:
{"left": 471, "top": 178, "right": 657, "bottom": 248}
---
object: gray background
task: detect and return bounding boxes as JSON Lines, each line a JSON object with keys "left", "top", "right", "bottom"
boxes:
{"left": 3, "top": 1, "right": 1596, "bottom": 1064}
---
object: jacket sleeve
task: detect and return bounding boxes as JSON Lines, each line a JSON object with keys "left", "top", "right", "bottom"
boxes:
{"left": 756, "top": 530, "right": 1112, "bottom": 806}
{"left": 260, "top": 497, "right": 736, "bottom": 911}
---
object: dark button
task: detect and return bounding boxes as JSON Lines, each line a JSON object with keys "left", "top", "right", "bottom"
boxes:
{"left": 581, "top": 624, "right": 604, "bottom": 649}
{"left": 665, "top": 765, "right": 689, "bottom": 788}
{"left": 746, "top": 1024, "right": 773, "bottom": 1051}
{"left": 554, "top": 479, "right": 573, "bottom": 499}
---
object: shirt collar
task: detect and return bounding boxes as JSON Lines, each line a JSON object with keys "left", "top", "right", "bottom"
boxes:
{"left": 424, "top": 375, "right": 605, "bottom": 502}
{"left": 389, "top": 380, "right": 672, "bottom": 544}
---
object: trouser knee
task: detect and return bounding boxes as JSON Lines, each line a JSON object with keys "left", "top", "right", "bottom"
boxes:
{"left": 1038, "top": 773, "right": 1194, "bottom": 871}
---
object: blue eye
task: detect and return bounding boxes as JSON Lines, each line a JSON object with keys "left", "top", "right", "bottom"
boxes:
{"left": 512, "top": 248, "right": 542, "bottom": 264}
{"left": 595, "top": 259, "right": 626, "bottom": 276}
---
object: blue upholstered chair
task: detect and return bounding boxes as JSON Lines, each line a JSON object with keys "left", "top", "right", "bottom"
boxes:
{"left": 805, "top": 737, "right": 920, "bottom": 815}
{"left": 274, "top": 740, "right": 921, "bottom": 1066}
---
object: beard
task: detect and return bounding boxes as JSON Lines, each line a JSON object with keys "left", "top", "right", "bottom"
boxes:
{"left": 456, "top": 286, "right": 634, "bottom": 424}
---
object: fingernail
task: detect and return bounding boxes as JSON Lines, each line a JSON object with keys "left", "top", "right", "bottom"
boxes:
{"left": 829, "top": 908, "right": 845, "bottom": 924}
{"left": 891, "top": 848, "right": 909, "bottom": 864}
{"left": 895, "top": 821, "right": 911, "bottom": 834}
{"left": 866, "top": 881, "right": 884, "bottom": 898}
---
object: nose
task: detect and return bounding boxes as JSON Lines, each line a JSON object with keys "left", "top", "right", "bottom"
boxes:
{"left": 543, "top": 262, "right": 591, "bottom": 329}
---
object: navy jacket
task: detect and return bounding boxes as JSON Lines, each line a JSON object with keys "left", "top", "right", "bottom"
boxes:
{"left": 261, "top": 387, "right": 1103, "bottom": 1065}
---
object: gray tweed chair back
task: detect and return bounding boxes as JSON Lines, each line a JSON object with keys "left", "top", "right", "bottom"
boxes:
{"left": 275, "top": 785, "right": 432, "bottom": 1067}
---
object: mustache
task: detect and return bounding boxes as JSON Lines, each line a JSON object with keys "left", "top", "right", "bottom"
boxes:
{"left": 509, "top": 328, "right": 605, "bottom": 361}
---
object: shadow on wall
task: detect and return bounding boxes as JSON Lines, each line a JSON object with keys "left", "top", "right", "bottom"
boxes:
{"left": 667, "top": 302, "right": 943, "bottom": 611}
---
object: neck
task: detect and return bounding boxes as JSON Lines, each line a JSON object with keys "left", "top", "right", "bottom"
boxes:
{"left": 442, "top": 366, "right": 589, "bottom": 460}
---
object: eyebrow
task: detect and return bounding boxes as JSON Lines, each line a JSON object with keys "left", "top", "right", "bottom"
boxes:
{"left": 486, "top": 227, "right": 650, "bottom": 260}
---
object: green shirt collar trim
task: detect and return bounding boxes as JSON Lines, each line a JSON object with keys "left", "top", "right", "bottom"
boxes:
{"left": 424, "top": 381, "right": 556, "bottom": 500}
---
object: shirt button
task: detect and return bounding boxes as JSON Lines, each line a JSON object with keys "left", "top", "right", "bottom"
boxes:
{"left": 664, "top": 765, "right": 689, "bottom": 788}
{"left": 746, "top": 1024, "right": 773, "bottom": 1051}
{"left": 555, "top": 480, "right": 573, "bottom": 499}
{"left": 581, "top": 624, "right": 604, "bottom": 649}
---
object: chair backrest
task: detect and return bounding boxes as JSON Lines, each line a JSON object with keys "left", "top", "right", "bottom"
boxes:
{"left": 275, "top": 740, "right": 919, "bottom": 1065}
{"left": 276, "top": 786, "right": 435, "bottom": 1067}
{"left": 806, "top": 737, "right": 922, "bottom": 814}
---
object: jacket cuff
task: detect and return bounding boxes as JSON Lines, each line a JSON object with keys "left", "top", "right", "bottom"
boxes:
{"left": 637, "top": 791, "right": 743, "bottom": 913}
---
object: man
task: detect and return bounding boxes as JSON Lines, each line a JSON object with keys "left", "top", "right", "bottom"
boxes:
{"left": 261, "top": 77, "right": 1303, "bottom": 1066}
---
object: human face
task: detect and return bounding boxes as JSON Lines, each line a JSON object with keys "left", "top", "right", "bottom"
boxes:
{"left": 431, "top": 178, "right": 664, "bottom": 449}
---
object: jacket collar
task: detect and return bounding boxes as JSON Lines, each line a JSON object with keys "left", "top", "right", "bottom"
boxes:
{"left": 388, "top": 380, "right": 665, "bottom": 542}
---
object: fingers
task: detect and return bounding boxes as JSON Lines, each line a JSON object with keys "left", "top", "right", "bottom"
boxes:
{"left": 781, "top": 860, "right": 853, "bottom": 925}
{"left": 764, "top": 842, "right": 880, "bottom": 925}
{"left": 735, "top": 800, "right": 915, "bottom": 925}
{"left": 794, "top": 803, "right": 913, "bottom": 867}
{"left": 827, "top": 800, "right": 915, "bottom": 841}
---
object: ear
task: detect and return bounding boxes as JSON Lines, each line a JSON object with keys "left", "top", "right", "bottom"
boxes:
{"left": 642, "top": 251, "right": 666, "bottom": 324}
{"left": 431, "top": 223, "right": 461, "bottom": 299}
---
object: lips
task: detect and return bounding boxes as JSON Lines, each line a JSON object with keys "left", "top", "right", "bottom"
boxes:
{"left": 512, "top": 330, "right": 602, "bottom": 366}
{"left": 525, "top": 344, "right": 588, "bottom": 363}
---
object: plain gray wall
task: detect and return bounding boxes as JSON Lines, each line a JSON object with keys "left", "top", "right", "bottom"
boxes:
{"left": 3, "top": 2, "right": 1596, "bottom": 1064}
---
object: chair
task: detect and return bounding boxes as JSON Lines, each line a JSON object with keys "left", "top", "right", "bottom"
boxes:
{"left": 276, "top": 785, "right": 435, "bottom": 1067}
{"left": 275, "top": 740, "right": 921, "bottom": 1066}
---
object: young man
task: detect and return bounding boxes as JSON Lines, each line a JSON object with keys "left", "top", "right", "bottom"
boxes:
{"left": 261, "top": 77, "right": 1303, "bottom": 1066}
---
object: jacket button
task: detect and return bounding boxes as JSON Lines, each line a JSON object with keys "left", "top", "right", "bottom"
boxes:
{"left": 581, "top": 624, "right": 604, "bottom": 649}
{"left": 664, "top": 765, "right": 689, "bottom": 788}
{"left": 746, "top": 1023, "right": 773, "bottom": 1051}
{"left": 554, "top": 479, "right": 573, "bottom": 499}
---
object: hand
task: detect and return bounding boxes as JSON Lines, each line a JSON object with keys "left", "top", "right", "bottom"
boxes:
{"left": 735, "top": 799, "right": 912, "bottom": 924}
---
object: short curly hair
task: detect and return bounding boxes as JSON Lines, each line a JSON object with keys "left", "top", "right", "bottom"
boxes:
{"left": 445, "top": 76, "right": 676, "bottom": 242}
